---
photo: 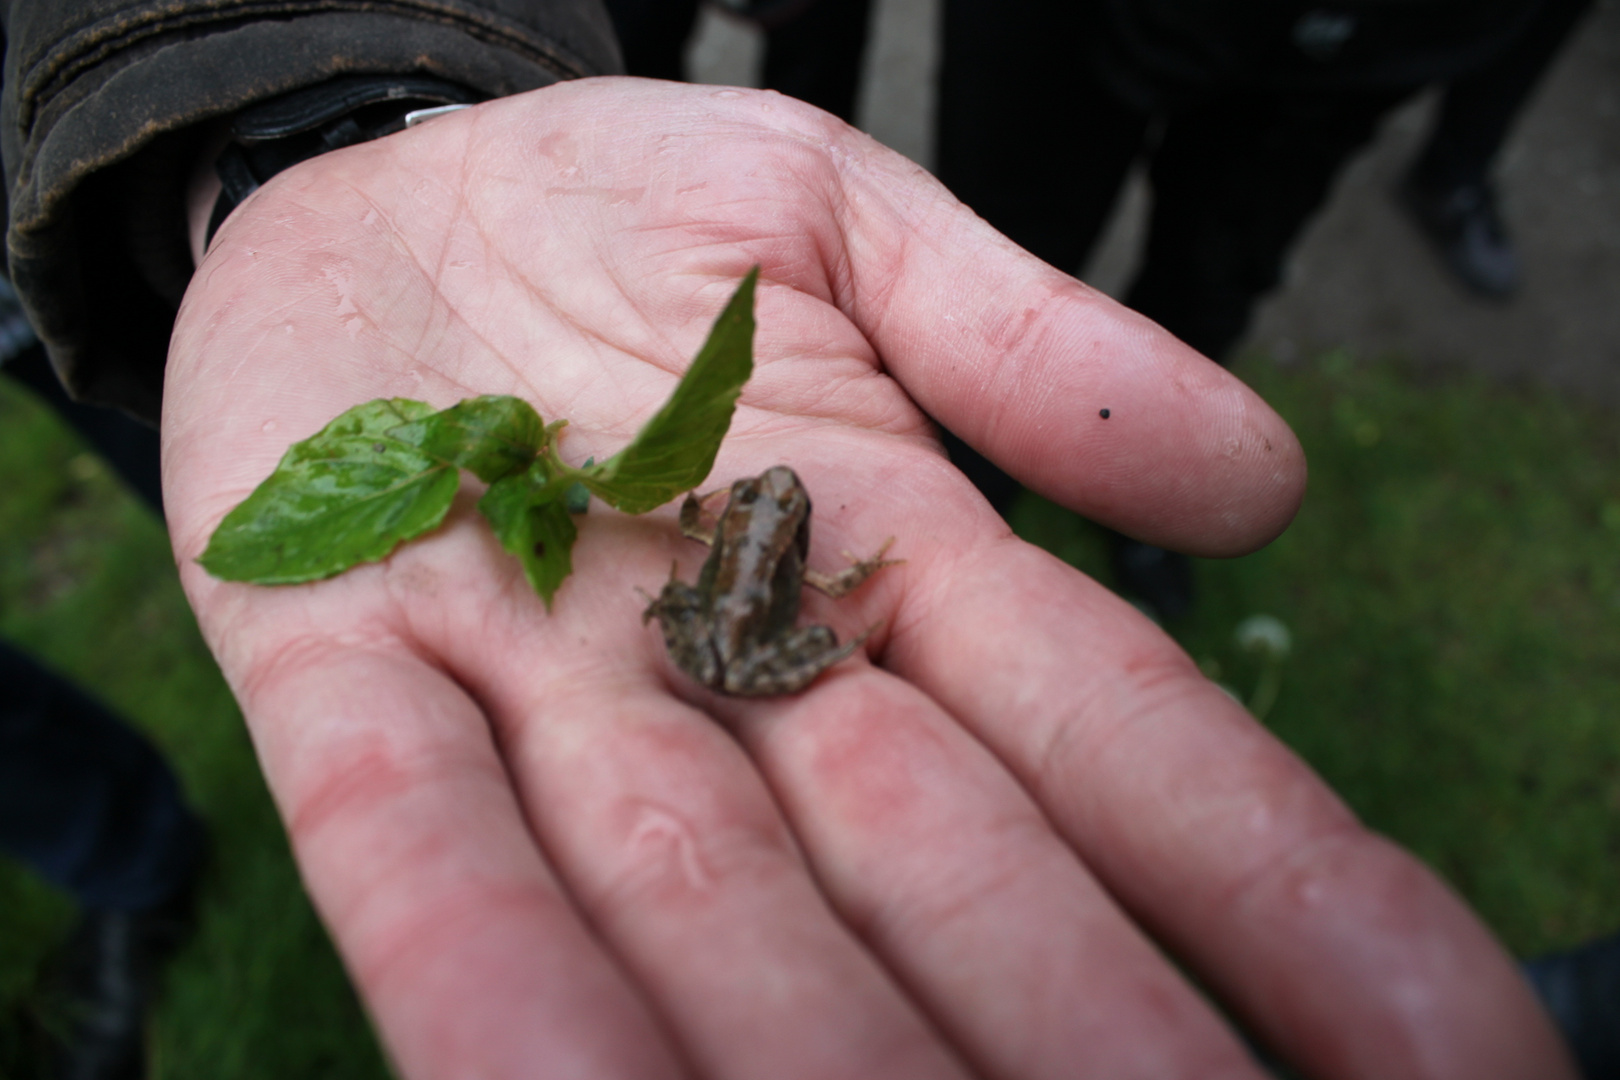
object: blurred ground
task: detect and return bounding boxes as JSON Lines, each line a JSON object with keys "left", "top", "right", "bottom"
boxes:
{"left": 690, "top": 0, "right": 1620, "bottom": 404}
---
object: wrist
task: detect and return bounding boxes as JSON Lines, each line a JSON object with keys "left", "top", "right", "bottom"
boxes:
{"left": 188, "top": 75, "right": 479, "bottom": 265}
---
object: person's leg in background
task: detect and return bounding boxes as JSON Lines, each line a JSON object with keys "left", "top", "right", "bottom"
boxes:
{"left": 1127, "top": 87, "right": 1411, "bottom": 363}
{"left": 0, "top": 644, "right": 207, "bottom": 1080}
{"left": 605, "top": 0, "right": 872, "bottom": 125}
{"left": 934, "top": 0, "right": 1149, "bottom": 514}
{"left": 760, "top": 0, "right": 874, "bottom": 123}
{"left": 1099, "top": 86, "right": 1409, "bottom": 618}
{"left": 1398, "top": 0, "right": 1598, "bottom": 299}
{"left": 602, "top": 0, "right": 703, "bottom": 82}
{"left": 2, "top": 285, "right": 204, "bottom": 1079}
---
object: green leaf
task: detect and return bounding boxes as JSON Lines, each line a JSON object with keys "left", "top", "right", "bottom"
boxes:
{"left": 198, "top": 399, "right": 459, "bottom": 584}
{"left": 578, "top": 268, "right": 757, "bottom": 514}
{"left": 478, "top": 466, "right": 578, "bottom": 608}
{"left": 386, "top": 395, "right": 544, "bottom": 483}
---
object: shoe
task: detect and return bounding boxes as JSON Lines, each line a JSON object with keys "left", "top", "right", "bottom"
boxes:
{"left": 1110, "top": 537, "right": 1194, "bottom": 622}
{"left": 1396, "top": 173, "right": 1521, "bottom": 300}
{"left": 1524, "top": 932, "right": 1620, "bottom": 1079}
{"left": 38, "top": 889, "right": 198, "bottom": 1080}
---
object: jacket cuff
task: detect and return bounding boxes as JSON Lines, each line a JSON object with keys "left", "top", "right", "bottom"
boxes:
{"left": 3, "top": 5, "right": 622, "bottom": 423}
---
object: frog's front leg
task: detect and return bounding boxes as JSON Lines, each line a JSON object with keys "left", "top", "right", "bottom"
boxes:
{"left": 723, "top": 625, "right": 869, "bottom": 697}
{"left": 677, "top": 487, "right": 733, "bottom": 544}
{"left": 804, "top": 538, "right": 902, "bottom": 599}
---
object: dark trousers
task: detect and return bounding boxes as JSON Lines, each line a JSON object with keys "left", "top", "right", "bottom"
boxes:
{"left": 606, "top": 0, "right": 874, "bottom": 123}
{"left": 2, "top": 344, "right": 199, "bottom": 912}
{"left": 935, "top": 0, "right": 1408, "bottom": 505}
{"left": 0, "top": 644, "right": 204, "bottom": 911}
{"left": 1410, "top": 0, "right": 1598, "bottom": 192}
{"left": 937, "top": 0, "right": 1410, "bottom": 363}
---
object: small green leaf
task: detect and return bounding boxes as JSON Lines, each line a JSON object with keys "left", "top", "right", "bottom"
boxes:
{"left": 387, "top": 395, "right": 544, "bottom": 482}
{"left": 561, "top": 456, "right": 594, "bottom": 513}
{"left": 578, "top": 268, "right": 757, "bottom": 514}
{"left": 478, "top": 465, "right": 578, "bottom": 608}
{"left": 198, "top": 399, "right": 458, "bottom": 584}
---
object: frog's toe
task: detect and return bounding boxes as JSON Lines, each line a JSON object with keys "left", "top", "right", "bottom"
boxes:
{"left": 806, "top": 541, "right": 901, "bottom": 598}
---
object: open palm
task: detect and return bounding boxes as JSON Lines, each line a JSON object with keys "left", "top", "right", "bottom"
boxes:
{"left": 162, "top": 78, "right": 1568, "bottom": 1080}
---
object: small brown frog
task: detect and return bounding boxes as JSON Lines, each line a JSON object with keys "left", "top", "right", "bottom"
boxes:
{"left": 642, "top": 466, "right": 897, "bottom": 696}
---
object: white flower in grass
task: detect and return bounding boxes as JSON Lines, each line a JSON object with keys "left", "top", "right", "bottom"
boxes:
{"left": 1235, "top": 615, "right": 1293, "bottom": 662}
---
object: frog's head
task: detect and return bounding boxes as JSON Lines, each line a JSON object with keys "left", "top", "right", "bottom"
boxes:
{"left": 738, "top": 465, "right": 807, "bottom": 514}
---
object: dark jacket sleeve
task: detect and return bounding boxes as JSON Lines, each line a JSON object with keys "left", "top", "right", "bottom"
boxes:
{"left": 1, "top": 0, "right": 623, "bottom": 423}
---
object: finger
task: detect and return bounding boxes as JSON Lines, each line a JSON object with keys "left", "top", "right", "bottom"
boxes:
{"left": 712, "top": 668, "right": 1268, "bottom": 1080}
{"left": 456, "top": 663, "right": 973, "bottom": 1080}
{"left": 856, "top": 216, "right": 1302, "bottom": 556}
{"left": 884, "top": 537, "right": 1575, "bottom": 1079}
{"left": 227, "top": 634, "right": 690, "bottom": 1080}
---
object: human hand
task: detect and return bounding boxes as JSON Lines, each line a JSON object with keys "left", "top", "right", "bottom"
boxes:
{"left": 164, "top": 78, "right": 1571, "bottom": 1079}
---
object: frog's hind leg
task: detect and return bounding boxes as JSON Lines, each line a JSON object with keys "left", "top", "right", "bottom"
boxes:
{"left": 723, "top": 625, "right": 869, "bottom": 697}
{"left": 805, "top": 538, "right": 902, "bottom": 599}
{"left": 678, "top": 487, "right": 734, "bottom": 544}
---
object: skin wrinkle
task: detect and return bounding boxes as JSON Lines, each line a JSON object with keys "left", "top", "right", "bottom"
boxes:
{"left": 285, "top": 732, "right": 510, "bottom": 871}
{"left": 828, "top": 185, "right": 916, "bottom": 344}
{"left": 1026, "top": 644, "right": 1203, "bottom": 818}
{"left": 961, "top": 284, "right": 1093, "bottom": 453}
{"left": 345, "top": 874, "right": 579, "bottom": 993}
{"left": 339, "top": 178, "right": 549, "bottom": 394}
{"left": 305, "top": 138, "right": 615, "bottom": 406}
{"left": 969, "top": 566, "right": 1240, "bottom": 789}
{"left": 410, "top": 151, "right": 486, "bottom": 372}
{"left": 448, "top": 611, "right": 646, "bottom": 735}
{"left": 867, "top": 811, "right": 1064, "bottom": 947}
{"left": 492, "top": 233, "right": 712, "bottom": 432}
{"left": 780, "top": 123, "right": 866, "bottom": 311}
{"left": 231, "top": 613, "right": 425, "bottom": 719}
{"left": 878, "top": 514, "right": 1014, "bottom": 667}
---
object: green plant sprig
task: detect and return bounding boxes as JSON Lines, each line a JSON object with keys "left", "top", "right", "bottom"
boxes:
{"left": 198, "top": 268, "right": 759, "bottom": 608}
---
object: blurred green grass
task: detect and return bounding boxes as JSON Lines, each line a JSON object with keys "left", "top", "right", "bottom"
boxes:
{"left": 0, "top": 346, "right": 1616, "bottom": 1076}
{"left": 1014, "top": 348, "right": 1620, "bottom": 955}
{"left": 0, "top": 378, "right": 389, "bottom": 1078}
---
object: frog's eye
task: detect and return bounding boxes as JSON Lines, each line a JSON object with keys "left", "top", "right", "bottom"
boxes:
{"left": 735, "top": 487, "right": 758, "bottom": 505}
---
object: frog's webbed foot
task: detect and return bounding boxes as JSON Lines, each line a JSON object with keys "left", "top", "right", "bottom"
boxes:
{"left": 805, "top": 538, "right": 902, "bottom": 599}
{"left": 677, "top": 487, "right": 733, "bottom": 544}
{"left": 722, "top": 624, "right": 869, "bottom": 697}
{"left": 638, "top": 561, "right": 685, "bottom": 624}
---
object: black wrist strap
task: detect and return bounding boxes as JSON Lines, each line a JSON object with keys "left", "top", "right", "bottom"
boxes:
{"left": 207, "top": 75, "right": 481, "bottom": 245}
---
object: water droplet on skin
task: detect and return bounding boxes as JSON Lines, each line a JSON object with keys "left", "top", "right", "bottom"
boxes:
{"left": 261, "top": 420, "right": 278, "bottom": 434}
